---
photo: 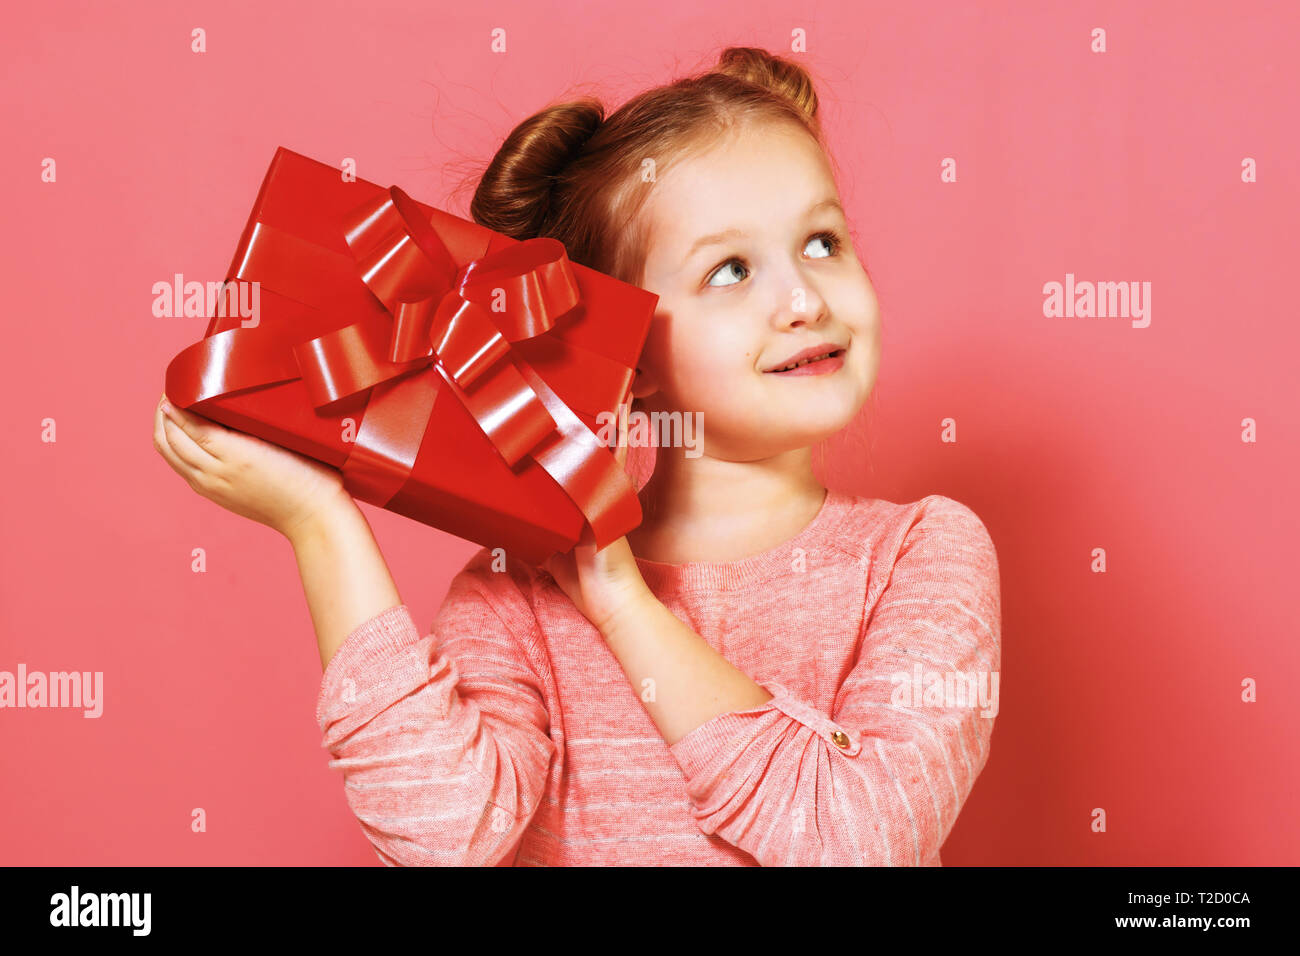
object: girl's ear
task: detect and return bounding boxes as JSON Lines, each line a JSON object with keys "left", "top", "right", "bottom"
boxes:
{"left": 629, "top": 365, "right": 660, "bottom": 401}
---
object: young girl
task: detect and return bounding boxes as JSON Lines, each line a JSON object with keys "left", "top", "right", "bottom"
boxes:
{"left": 152, "top": 46, "right": 1001, "bottom": 866}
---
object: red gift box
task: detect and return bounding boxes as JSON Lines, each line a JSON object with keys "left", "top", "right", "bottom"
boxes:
{"left": 164, "top": 147, "right": 657, "bottom": 566}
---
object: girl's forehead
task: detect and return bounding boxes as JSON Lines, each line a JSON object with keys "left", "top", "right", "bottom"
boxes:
{"left": 670, "top": 121, "right": 826, "bottom": 183}
{"left": 640, "top": 135, "right": 839, "bottom": 248}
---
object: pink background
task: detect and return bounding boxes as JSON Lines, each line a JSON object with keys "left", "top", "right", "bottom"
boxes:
{"left": 2, "top": 0, "right": 1297, "bottom": 865}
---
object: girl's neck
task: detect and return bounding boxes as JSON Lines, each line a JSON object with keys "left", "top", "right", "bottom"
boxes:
{"left": 626, "top": 447, "right": 827, "bottom": 565}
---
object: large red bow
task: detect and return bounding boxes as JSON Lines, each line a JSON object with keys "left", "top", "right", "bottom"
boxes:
{"left": 165, "top": 185, "right": 641, "bottom": 554}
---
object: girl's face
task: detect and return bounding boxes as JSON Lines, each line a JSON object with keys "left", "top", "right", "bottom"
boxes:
{"left": 635, "top": 117, "right": 881, "bottom": 461}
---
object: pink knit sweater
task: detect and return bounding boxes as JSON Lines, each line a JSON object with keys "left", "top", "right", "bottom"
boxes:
{"left": 315, "top": 490, "right": 1001, "bottom": 866}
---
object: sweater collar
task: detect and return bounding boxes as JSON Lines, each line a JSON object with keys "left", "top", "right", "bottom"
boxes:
{"left": 631, "top": 487, "right": 853, "bottom": 593}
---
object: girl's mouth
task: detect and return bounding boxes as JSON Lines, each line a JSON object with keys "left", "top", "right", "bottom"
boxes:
{"left": 764, "top": 348, "right": 846, "bottom": 376}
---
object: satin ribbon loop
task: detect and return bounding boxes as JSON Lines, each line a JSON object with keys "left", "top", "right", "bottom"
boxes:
{"left": 390, "top": 298, "right": 439, "bottom": 365}
{"left": 164, "top": 151, "right": 646, "bottom": 559}
{"left": 294, "top": 185, "right": 585, "bottom": 472}
{"left": 292, "top": 312, "right": 426, "bottom": 408}
{"left": 429, "top": 297, "right": 511, "bottom": 389}
{"left": 427, "top": 295, "right": 556, "bottom": 468}
{"left": 456, "top": 237, "right": 580, "bottom": 340}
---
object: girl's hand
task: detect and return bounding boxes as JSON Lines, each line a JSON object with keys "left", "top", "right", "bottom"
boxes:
{"left": 152, "top": 393, "right": 353, "bottom": 540}
{"left": 542, "top": 401, "right": 653, "bottom": 634}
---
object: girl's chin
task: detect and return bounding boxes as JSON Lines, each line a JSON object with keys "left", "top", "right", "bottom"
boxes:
{"left": 736, "top": 417, "right": 857, "bottom": 450}
{"left": 762, "top": 394, "right": 861, "bottom": 424}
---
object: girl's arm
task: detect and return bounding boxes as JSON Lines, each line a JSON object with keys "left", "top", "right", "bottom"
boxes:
{"left": 586, "top": 497, "right": 1001, "bottom": 866}
{"left": 287, "top": 498, "right": 401, "bottom": 671}
{"left": 315, "top": 560, "right": 556, "bottom": 867}
{"left": 152, "top": 392, "right": 400, "bottom": 670}
{"left": 155, "top": 397, "right": 553, "bottom": 866}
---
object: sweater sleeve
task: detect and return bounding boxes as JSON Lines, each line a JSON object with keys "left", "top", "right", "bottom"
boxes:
{"left": 315, "top": 555, "right": 556, "bottom": 867}
{"left": 666, "top": 497, "right": 1001, "bottom": 866}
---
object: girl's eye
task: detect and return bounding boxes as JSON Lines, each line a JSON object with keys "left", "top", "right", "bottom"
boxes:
{"left": 806, "top": 230, "right": 842, "bottom": 259}
{"left": 704, "top": 230, "right": 845, "bottom": 288}
{"left": 706, "top": 260, "right": 749, "bottom": 288}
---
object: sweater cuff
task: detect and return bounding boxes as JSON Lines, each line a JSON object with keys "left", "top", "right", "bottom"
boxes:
{"left": 315, "top": 604, "right": 424, "bottom": 728}
{"left": 668, "top": 679, "right": 864, "bottom": 787}
{"left": 667, "top": 679, "right": 788, "bottom": 785}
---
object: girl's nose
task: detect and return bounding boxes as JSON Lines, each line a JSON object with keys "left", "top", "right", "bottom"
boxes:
{"left": 770, "top": 274, "right": 830, "bottom": 331}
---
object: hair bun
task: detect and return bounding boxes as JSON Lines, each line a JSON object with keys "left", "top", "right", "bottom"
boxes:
{"left": 713, "top": 46, "right": 819, "bottom": 126}
{"left": 470, "top": 99, "right": 605, "bottom": 240}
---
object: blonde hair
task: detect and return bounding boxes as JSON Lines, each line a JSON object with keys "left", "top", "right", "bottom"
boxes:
{"left": 466, "top": 47, "right": 874, "bottom": 487}
{"left": 468, "top": 46, "right": 823, "bottom": 289}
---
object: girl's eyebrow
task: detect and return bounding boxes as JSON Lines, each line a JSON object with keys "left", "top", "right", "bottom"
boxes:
{"left": 683, "top": 197, "right": 844, "bottom": 261}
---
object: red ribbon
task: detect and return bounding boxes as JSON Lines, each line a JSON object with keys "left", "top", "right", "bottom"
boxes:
{"left": 165, "top": 185, "right": 641, "bottom": 554}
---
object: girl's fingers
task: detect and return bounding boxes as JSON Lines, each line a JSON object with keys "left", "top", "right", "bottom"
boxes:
{"left": 161, "top": 414, "right": 221, "bottom": 473}
{"left": 166, "top": 400, "right": 226, "bottom": 461}
{"left": 157, "top": 398, "right": 223, "bottom": 472}
{"left": 154, "top": 403, "right": 197, "bottom": 480}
